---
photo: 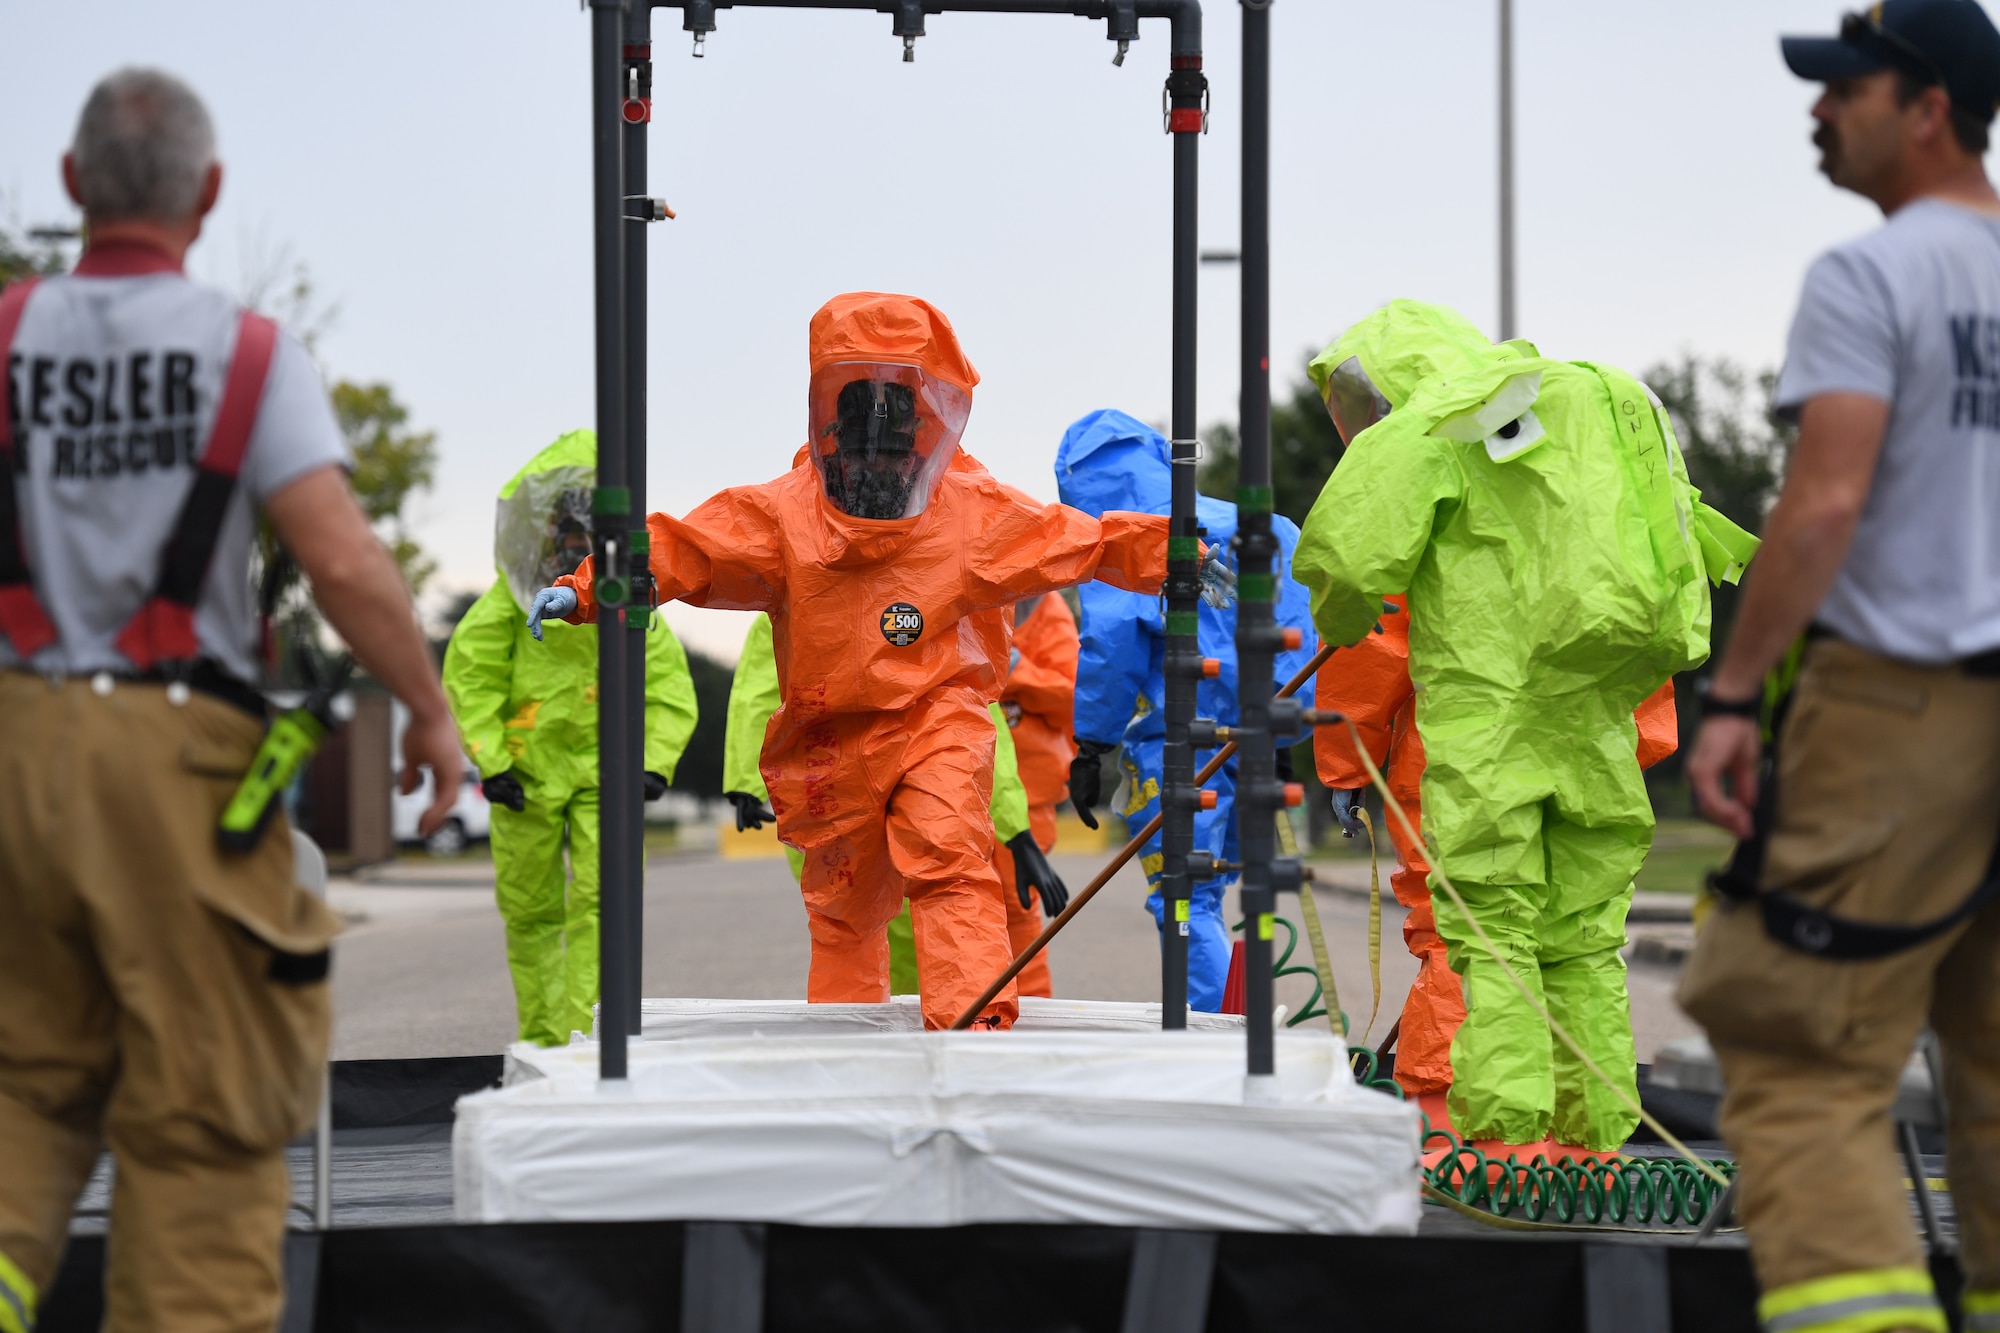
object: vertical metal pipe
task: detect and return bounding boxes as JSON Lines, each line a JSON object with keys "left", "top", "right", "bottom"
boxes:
{"left": 1497, "top": 0, "right": 1516, "bottom": 340}
{"left": 1236, "top": 0, "right": 1278, "bottom": 1090}
{"left": 590, "top": 0, "right": 630, "bottom": 1082}
{"left": 621, "top": 3, "right": 653, "bottom": 1039}
{"left": 1159, "top": 50, "right": 1207, "bottom": 1029}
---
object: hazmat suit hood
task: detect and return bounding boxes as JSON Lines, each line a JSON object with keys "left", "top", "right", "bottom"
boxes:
{"left": 1310, "top": 300, "right": 1499, "bottom": 411}
{"left": 807, "top": 292, "right": 979, "bottom": 521}
{"left": 1054, "top": 409, "right": 1172, "bottom": 518}
{"left": 1055, "top": 408, "right": 1238, "bottom": 546}
{"left": 1307, "top": 301, "right": 1534, "bottom": 447}
{"left": 495, "top": 428, "right": 596, "bottom": 612}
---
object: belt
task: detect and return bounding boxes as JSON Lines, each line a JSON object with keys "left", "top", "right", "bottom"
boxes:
{"left": 13, "top": 659, "right": 268, "bottom": 720}
{"left": 1808, "top": 623, "right": 2000, "bottom": 678}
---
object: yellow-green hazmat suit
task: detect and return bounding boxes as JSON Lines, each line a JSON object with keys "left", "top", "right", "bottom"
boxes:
{"left": 444, "top": 429, "right": 699, "bottom": 1045}
{"left": 723, "top": 611, "right": 1026, "bottom": 994}
{"left": 1293, "top": 301, "right": 1756, "bottom": 1149}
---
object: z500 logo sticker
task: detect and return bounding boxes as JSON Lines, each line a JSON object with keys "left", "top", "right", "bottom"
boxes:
{"left": 880, "top": 603, "right": 924, "bottom": 647}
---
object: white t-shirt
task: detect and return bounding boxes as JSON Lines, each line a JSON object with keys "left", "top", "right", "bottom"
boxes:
{"left": 0, "top": 245, "right": 348, "bottom": 682}
{"left": 1775, "top": 198, "right": 2000, "bottom": 663}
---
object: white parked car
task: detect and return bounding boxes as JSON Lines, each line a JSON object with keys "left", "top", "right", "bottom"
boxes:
{"left": 391, "top": 753, "right": 491, "bottom": 856}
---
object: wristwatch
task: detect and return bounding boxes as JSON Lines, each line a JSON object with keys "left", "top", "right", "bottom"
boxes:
{"left": 1698, "top": 677, "right": 1761, "bottom": 719}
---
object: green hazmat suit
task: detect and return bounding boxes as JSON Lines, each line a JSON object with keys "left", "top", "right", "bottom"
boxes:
{"left": 1293, "top": 301, "right": 1757, "bottom": 1149}
{"left": 444, "top": 429, "right": 700, "bottom": 1046}
{"left": 723, "top": 611, "right": 1027, "bottom": 994}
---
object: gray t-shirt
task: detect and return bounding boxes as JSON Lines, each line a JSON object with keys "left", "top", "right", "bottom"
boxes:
{"left": 1776, "top": 198, "right": 2000, "bottom": 663}
{"left": 1, "top": 260, "right": 348, "bottom": 681}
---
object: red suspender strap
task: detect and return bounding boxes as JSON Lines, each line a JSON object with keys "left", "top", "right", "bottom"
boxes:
{"left": 0, "top": 278, "right": 57, "bottom": 660}
{"left": 115, "top": 310, "right": 279, "bottom": 672}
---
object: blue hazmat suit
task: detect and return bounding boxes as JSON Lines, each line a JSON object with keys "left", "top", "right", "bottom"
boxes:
{"left": 1056, "top": 410, "right": 1318, "bottom": 1011}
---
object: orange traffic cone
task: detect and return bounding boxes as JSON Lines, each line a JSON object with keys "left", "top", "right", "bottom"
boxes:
{"left": 1220, "top": 940, "right": 1247, "bottom": 1016}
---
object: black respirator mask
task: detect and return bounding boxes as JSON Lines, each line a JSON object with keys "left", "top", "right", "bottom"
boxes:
{"left": 548, "top": 519, "right": 591, "bottom": 580}
{"left": 823, "top": 379, "right": 922, "bottom": 520}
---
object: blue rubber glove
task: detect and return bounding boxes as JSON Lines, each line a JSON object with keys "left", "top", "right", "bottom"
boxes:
{"left": 1197, "top": 547, "right": 1237, "bottom": 609}
{"left": 526, "top": 586, "right": 578, "bottom": 641}
{"left": 1330, "top": 787, "right": 1368, "bottom": 838}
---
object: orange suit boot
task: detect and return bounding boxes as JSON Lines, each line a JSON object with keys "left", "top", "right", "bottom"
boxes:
{"left": 557, "top": 293, "right": 1168, "bottom": 1030}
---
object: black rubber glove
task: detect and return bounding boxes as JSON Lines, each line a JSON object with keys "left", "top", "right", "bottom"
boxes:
{"left": 481, "top": 770, "right": 527, "bottom": 813}
{"left": 1067, "top": 738, "right": 1116, "bottom": 831}
{"left": 1274, "top": 744, "right": 1295, "bottom": 784}
{"left": 643, "top": 771, "right": 668, "bottom": 803}
{"left": 1330, "top": 787, "right": 1368, "bottom": 838}
{"left": 1007, "top": 831, "right": 1070, "bottom": 918}
{"left": 726, "top": 791, "right": 775, "bottom": 832}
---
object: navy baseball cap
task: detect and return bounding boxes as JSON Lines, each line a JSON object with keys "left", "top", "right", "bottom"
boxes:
{"left": 1782, "top": 1, "right": 2000, "bottom": 125}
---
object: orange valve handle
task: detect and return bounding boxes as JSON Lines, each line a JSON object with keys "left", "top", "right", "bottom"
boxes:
{"left": 1282, "top": 783, "right": 1305, "bottom": 809}
{"left": 1201, "top": 658, "right": 1221, "bottom": 679}
{"left": 1280, "top": 627, "right": 1303, "bottom": 650}
{"left": 1199, "top": 788, "right": 1218, "bottom": 811}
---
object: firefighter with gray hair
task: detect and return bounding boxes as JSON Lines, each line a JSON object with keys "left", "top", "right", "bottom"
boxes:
{"left": 0, "top": 68, "right": 463, "bottom": 1329}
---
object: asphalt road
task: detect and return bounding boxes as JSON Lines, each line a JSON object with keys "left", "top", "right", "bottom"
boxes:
{"left": 327, "top": 846, "right": 1698, "bottom": 1062}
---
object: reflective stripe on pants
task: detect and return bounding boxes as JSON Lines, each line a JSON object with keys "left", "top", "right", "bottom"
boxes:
{"left": 1758, "top": 1265, "right": 1944, "bottom": 1333}
{"left": 1966, "top": 1288, "right": 2000, "bottom": 1332}
{"left": 0, "top": 1248, "right": 32, "bottom": 1333}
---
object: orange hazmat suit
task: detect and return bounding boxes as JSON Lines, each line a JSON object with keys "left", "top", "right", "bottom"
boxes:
{"left": 560, "top": 293, "right": 1167, "bottom": 1030}
{"left": 993, "top": 592, "right": 1080, "bottom": 997}
{"left": 1315, "top": 596, "right": 1681, "bottom": 1104}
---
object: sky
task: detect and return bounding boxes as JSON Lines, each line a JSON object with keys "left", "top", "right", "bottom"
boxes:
{"left": 2, "top": 0, "right": 1898, "bottom": 661}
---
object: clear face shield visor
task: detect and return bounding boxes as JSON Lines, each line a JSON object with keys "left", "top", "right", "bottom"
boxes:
{"left": 807, "top": 362, "right": 971, "bottom": 520}
{"left": 1321, "top": 356, "right": 1393, "bottom": 447}
{"left": 495, "top": 466, "right": 596, "bottom": 608}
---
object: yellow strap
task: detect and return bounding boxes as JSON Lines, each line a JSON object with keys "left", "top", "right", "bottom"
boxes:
{"left": 1279, "top": 801, "right": 1345, "bottom": 1034}
{"left": 1359, "top": 809, "right": 1382, "bottom": 1043}
{"left": 1344, "top": 717, "right": 1731, "bottom": 1191}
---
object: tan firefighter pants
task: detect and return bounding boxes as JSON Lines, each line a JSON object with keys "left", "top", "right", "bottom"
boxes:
{"left": 1680, "top": 639, "right": 2000, "bottom": 1333}
{"left": 0, "top": 674, "right": 337, "bottom": 1333}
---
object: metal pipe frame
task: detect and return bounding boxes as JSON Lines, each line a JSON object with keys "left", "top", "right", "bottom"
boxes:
{"left": 1234, "top": 0, "right": 1297, "bottom": 1093}
{"left": 589, "top": 0, "right": 633, "bottom": 1082}
{"left": 1155, "top": 52, "right": 1204, "bottom": 1028}
{"left": 668, "top": 0, "right": 1201, "bottom": 57}
{"left": 621, "top": 8, "right": 654, "bottom": 1040}
{"left": 590, "top": 0, "right": 1205, "bottom": 1080}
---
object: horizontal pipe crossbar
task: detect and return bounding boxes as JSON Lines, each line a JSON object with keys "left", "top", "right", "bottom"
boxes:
{"left": 653, "top": 0, "right": 1200, "bottom": 55}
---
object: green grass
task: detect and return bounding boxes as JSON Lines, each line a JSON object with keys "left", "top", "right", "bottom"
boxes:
{"left": 1634, "top": 819, "right": 1734, "bottom": 896}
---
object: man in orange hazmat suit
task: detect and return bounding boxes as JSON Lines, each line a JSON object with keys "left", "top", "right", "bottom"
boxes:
{"left": 994, "top": 593, "right": 1080, "bottom": 997}
{"left": 536, "top": 293, "right": 1198, "bottom": 1030}
{"left": 1315, "top": 594, "right": 1682, "bottom": 1132}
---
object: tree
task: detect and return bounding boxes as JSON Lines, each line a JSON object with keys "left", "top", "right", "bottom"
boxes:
{"left": 0, "top": 225, "right": 68, "bottom": 285}
{"left": 1645, "top": 355, "right": 1792, "bottom": 535}
{"left": 334, "top": 381, "right": 440, "bottom": 597}
{"left": 1640, "top": 354, "right": 1794, "bottom": 806}
{"left": 256, "top": 380, "right": 439, "bottom": 686}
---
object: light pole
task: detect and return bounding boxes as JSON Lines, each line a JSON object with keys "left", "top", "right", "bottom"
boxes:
{"left": 1497, "top": 0, "right": 1517, "bottom": 340}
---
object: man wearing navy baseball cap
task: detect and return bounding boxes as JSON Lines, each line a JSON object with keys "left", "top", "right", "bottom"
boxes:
{"left": 1680, "top": 5, "right": 2000, "bottom": 1333}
